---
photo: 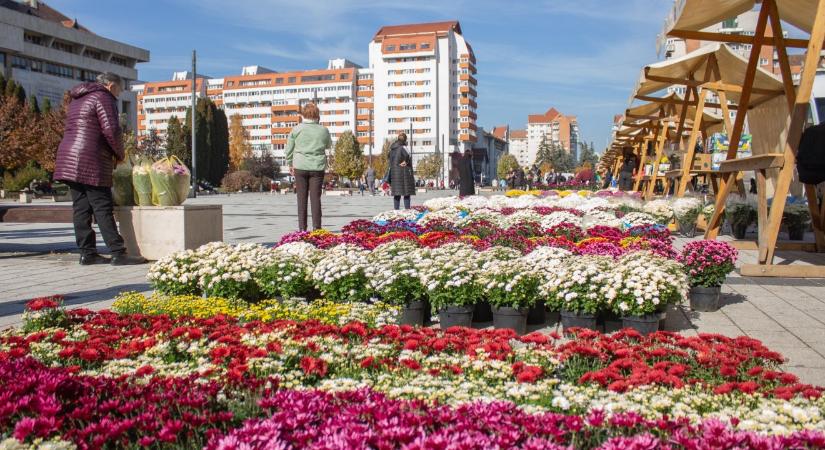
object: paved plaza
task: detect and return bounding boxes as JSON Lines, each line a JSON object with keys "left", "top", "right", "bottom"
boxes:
{"left": 2, "top": 192, "right": 825, "bottom": 384}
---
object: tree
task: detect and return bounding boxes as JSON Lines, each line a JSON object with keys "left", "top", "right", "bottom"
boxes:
{"left": 416, "top": 153, "right": 442, "bottom": 180}
{"left": 28, "top": 95, "right": 39, "bottom": 115}
{"left": 534, "top": 135, "right": 552, "bottom": 167}
{"left": 549, "top": 143, "right": 575, "bottom": 173}
{"left": 228, "top": 114, "right": 252, "bottom": 171}
{"left": 331, "top": 130, "right": 365, "bottom": 181}
{"left": 183, "top": 97, "right": 230, "bottom": 184}
{"left": 242, "top": 152, "right": 280, "bottom": 191}
{"left": 138, "top": 129, "right": 164, "bottom": 159}
{"left": 371, "top": 139, "right": 391, "bottom": 180}
{"left": 165, "top": 116, "right": 187, "bottom": 163}
{"left": 578, "top": 141, "right": 599, "bottom": 168}
{"left": 497, "top": 154, "right": 520, "bottom": 179}
{"left": 34, "top": 93, "right": 69, "bottom": 171}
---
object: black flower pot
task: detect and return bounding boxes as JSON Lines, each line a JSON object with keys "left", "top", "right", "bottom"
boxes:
{"left": 788, "top": 224, "right": 806, "bottom": 241}
{"left": 678, "top": 220, "right": 697, "bottom": 238}
{"left": 423, "top": 298, "right": 433, "bottom": 326}
{"left": 438, "top": 305, "right": 474, "bottom": 329}
{"left": 399, "top": 300, "right": 427, "bottom": 327}
{"left": 690, "top": 286, "right": 721, "bottom": 312}
{"left": 732, "top": 222, "right": 749, "bottom": 239}
{"left": 527, "top": 300, "right": 546, "bottom": 325}
{"left": 622, "top": 314, "right": 660, "bottom": 336}
{"left": 492, "top": 306, "right": 529, "bottom": 335}
{"left": 560, "top": 310, "right": 597, "bottom": 331}
{"left": 472, "top": 301, "right": 493, "bottom": 322}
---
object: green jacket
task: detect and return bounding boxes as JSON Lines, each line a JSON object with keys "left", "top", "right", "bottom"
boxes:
{"left": 285, "top": 120, "right": 331, "bottom": 172}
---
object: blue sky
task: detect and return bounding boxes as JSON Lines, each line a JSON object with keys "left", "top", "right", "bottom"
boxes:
{"left": 49, "top": 0, "right": 674, "bottom": 150}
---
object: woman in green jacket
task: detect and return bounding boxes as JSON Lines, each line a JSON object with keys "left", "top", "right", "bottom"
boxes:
{"left": 285, "top": 102, "right": 331, "bottom": 231}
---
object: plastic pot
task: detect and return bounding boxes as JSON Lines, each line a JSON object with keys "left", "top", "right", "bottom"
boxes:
{"left": 527, "top": 300, "right": 546, "bottom": 325}
{"left": 492, "top": 306, "right": 529, "bottom": 335}
{"left": 690, "top": 286, "right": 721, "bottom": 312}
{"left": 438, "top": 305, "right": 474, "bottom": 329}
{"left": 399, "top": 300, "right": 427, "bottom": 327}
{"left": 622, "top": 314, "right": 660, "bottom": 335}
{"left": 788, "top": 224, "right": 806, "bottom": 241}
{"left": 560, "top": 310, "right": 597, "bottom": 331}
{"left": 732, "top": 222, "right": 749, "bottom": 239}
{"left": 472, "top": 301, "right": 493, "bottom": 322}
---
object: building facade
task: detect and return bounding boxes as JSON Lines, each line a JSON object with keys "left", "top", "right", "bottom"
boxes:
{"left": 473, "top": 126, "right": 508, "bottom": 185}
{"left": 0, "top": 0, "right": 149, "bottom": 130}
{"left": 132, "top": 21, "right": 475, "bottom": 177}
{"left": 523, "top": 107, "right": 579, "bottom": 166}
{"left": 509, "top": 129, "right": 529, "bottom": 167}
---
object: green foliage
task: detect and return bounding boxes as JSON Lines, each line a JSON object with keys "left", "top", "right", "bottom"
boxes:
{"left": 221, "top": 170, "right": 271, "bottom": 192}
{"left": 2, "top": 161, "right": 49, "bottom": 191}
{"left": 257, "top": 261, "right": 314, "bottom": 299}
{"left": 165, "top": 116, "right": 187, "bottom": 163}
{"left": 725, "top": 202, "right": 757, "bottom": 226}
{"left": 28, "top": 95, "right": 39, "bottom": 114}
{"left": 549, "top": 143, "right": 575, "bottom": 173}
{"left": 486, "top": 274, "right": 540, "bottom": 309}
{"left": 579, "top": 141, "right": 600, "bottom": 168}
{"left": 331, "top": 130, "right": 366, "bottom": 181}
{"left": 783, "top": 204, "right": 811, "bottom": 228}
{"left": 415, "top": 153, "right": 442, "bottom": 180}
{"left": 183, "top": 98, "right": 230, "bottom": 184}
{"left": 497, "top": 154, "right": 520, "bottom": 179}
{"left": 535, "top": 135, "right": 553, "bottom": 167}
{"left": 372, "top": 139, "right": 391, "bottom": 179}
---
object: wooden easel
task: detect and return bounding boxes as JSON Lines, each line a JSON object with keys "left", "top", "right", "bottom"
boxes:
{"left": 678, "top": 0, "right": 825, "bottom": 276}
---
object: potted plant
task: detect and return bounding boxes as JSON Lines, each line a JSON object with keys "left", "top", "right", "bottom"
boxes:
{"left": 783, "top": 204, "right": 811, "bottom": 241}
{"left": 256, "top": 253, "right": 314, "bottom": 301}
{"left": 473, "top": 246, "right": 523, "bottom": 323}
{"left": 482, "top": 259, "right": 540, "bottom": 335}
{"left": 310, "top": 244, "right": 373, "bottom": 302}
{"left": 419, "top": 243, "right": 482, "bottom": 329}
{"left": 725, "top": 201, "right": 756, "bottom": 239}
{"left": 610, "top": 252, "right": 688, "bottom": 335}
{"left": 671, "top": 197, "right": 703, "bottom": 238}
{"left": 680, "top": 240, "right": 738, "bottom": 312}
{"left": 523, "top": 246, "right": 574, "bottom": 326}
{"left": 552, "top": 256, "right": 612, "bottom": 331}
{"left": 366, "top": 241, "right": 428, "bottom": 326}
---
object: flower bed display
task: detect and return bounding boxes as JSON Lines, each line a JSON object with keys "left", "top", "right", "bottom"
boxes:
{"left": 1, "top": 299, "right": 825, "bottom": 448}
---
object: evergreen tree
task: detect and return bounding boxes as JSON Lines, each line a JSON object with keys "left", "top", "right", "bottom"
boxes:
{"left": 28, "top": 95, "right": 39, "bottom": 115}
{"left": 228, "top": 114, "right": 252, "bottom": 171}
{"left": 331, "top": 130, "right": 365, "bottom": 182}
{"left": 183, "top": 98, "right": 229, "bottom": 184}
{"left": 549, "top": 143, "right": 575, "bottom": 173}
{"left": 41, "top": 98, "right": 52, "bottom": 114}
{"left": 578, "top": 141, "right": 600, "bottom": 168}
{"left": 165, "top": 116, "right": 187, "bottom": 163}
{"left": 534, "top": 135, "right": 553, "bottom": 166}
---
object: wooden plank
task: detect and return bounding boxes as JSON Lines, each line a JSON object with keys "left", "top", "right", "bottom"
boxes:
{"left": 741, "top": 264, "right": 825, "bottom": 278}
{"left": 756, "top": 169, "right": 768, "bottom": 261}
{"left": 762, "top": 0, "right": 825, "bottom": 264}
{"left": 677, "top": 89, "right": 708, "bottom": 197}
{"left": 730, "top": 240, "right": 818, "bottom": 252}
{"left": 646, "top": 117, "right": 672, "bottom": 200}
{"left": 717, "top": 154, "right": 785, "bottom": 173}
{"left": 667, "top": 29, "right": 813, "bottom": 49}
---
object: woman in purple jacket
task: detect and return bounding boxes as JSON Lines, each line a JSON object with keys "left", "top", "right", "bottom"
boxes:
{"left": 54, "top": 73, "right": 145, "bottom": 266}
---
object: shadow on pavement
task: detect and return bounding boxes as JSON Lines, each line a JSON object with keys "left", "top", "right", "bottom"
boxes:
{"left": 0, "top": 282, "right": 151, "bottom": 317}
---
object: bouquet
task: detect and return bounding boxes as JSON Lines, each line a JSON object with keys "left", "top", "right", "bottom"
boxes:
{"left": 112, "top": 155, "right": 134, "bottom": 206}
{"left": 150, "top": 156, "right": 191, "bottom": 206}
{"left": 132, "top": 158, "right": 153, "bottom": 206}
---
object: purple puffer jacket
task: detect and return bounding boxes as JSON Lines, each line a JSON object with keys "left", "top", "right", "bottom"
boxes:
{"left": 54, "top": 82, "right": 124, "bottom": 187}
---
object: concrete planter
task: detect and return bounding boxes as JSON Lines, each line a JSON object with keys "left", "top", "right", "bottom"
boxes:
{"left": 114, "top": 205, "right": 223, "bottom": 260}
{"left": 18, "top": 192, "right": 33, "bottom": 204}
{"left": 492, "top": 306, "right": 528, "bottom": 335}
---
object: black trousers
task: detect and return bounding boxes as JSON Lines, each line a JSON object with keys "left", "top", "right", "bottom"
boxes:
{"left": 295, "top": 169, "right": 324, "bottom": 231}
{"left": 66, "top": 181, "right": 126, "bottom": 256}
{"left": 393, "top": 195, "right": 411, "bottom": 210}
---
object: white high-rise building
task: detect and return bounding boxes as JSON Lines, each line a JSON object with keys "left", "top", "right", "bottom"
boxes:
{"left": 509, "top": 129, "right": 529, "bottom": 167}
{"left": 369, "top": 21, "right": 477, "bottom": 179}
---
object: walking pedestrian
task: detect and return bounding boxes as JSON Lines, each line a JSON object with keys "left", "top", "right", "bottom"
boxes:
{"left": 618, "top": 147, "right": 638, "bottom": 192}
{"left": 366, "top": 166, "right": 376, "bottom": 195}
{"left": 387, "top": 133, "right": 415, "bottom": 210}
{"left": 458, "top": 149, "right": 475, "bottom": 197}
{"left": 286, "top": 102, "right": 331, "bottom": 231}
{"left": 54, "top": 73, "right": 146, "bottom": 266}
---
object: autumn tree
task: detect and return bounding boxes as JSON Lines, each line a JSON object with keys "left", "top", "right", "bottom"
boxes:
{"left": 331, "top": 130, "right": 365, "bottom": 182}
{"left": 35, "top": 93, "right": 70, "bottom": 171}
{"left": 228, "top": 114, "right": 252, "bottom": 171}
{"left": 370, "top": 139, "right": 391, "bottom": 180}
{"left": 165, "top": 116, "right": 187, "bottom": 163}
{"left": 415, "top": 153, "right": 442, "bottom": 180}
{"left": 497, "top": 154, "right": 520, "bottom": 179}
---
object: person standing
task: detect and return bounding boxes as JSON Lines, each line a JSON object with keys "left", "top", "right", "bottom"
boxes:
{"left": 54, "top": 73, "right": 146, "bottom": 266}
{"left": 387, "top": 133, "right": 415, "bottom": 210}
{"left": 618, "top": 147, "right": 638, "bottom": 192}
{"left": 366, "top": 166, "right": 376, "bottom": 195}
{"left": 286, "top": 102, "right": 331, "bottom": 231}
{"left": 458, "top": 149, "right": 475, "bottom": 197}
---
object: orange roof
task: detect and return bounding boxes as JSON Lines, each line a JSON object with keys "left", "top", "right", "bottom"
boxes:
{"left": 491, "top": 125, "right": 508, "bottom": 140}
{"left": 374, "top": 21, "right": 461, "bottom": 39}
{"left": 527, "top": 107, "right": 560, "bottom": 124}
{"left": 510, "top": 129, "right": 527, "bottom": 139}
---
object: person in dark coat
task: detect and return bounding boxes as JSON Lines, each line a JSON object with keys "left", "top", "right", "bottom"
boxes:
{"left": 365, "top": 166, "right": 376, "bottom": 195}
{"left": 54, "top": 73, "right": 146, "bottom": 266}
{"left": 618, "top": 147, "right": 638, "bottom": 191}
{"left": 387, "top": 133, "right": 415, "bottom": 210}
{"left": 514, "top": 169, "right": 526, "bottom": 190}
{"left": 458, "top": 149, "right": 475, "bottom": 196}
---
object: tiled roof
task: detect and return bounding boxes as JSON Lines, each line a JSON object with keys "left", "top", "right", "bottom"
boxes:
{"left": 491, "top": 125, "right": 508, "bottom": 140}
{"left": 0, "top": 0, "right": 92, "bottom": 33}
{"left": 510, "top": 129, "right": 527, "bottom": 139}
{"left": 527, "top": 107, "right": 561, "bottom": 124}
{"left": 374, "top": 21, "right": 461, "bottom": 39}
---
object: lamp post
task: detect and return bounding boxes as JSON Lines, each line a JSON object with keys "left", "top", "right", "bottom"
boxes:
{"left": 368, "top": 108, "right": 373, "bottom": 166}
{"left": 191, "top": 50, "right": 197, "bottom": 198}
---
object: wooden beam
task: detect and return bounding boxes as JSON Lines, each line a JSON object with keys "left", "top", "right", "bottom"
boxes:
{"left": 730, "top": 240, "right": 818, "bottom": 252}
{"left": 741, "top": 264, "right": 825, "bottom": 278}
{"left": 677, "top": 89, "right": 708, "bottom": 196}
{"left": 643, "top": 75, "right": 783, "bottom": 96}
{"left": 646, "top": 118, "right": 672, "bottom": 200}
{"left": 667, "top": 29, "right": 814, "bottom": 49}
{"left": 717, "top": 154, "right": 785, "bottom": 173}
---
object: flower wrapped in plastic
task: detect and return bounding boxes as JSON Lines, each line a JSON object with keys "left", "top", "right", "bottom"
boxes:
{"left": 112, "top": 155, "right": 134, "bottom": 206}
{"left": 131, "top": 158, "right": 153, "bottom": 206}
{"left": 149, "top": 156, "right": 190, "bottom": 206}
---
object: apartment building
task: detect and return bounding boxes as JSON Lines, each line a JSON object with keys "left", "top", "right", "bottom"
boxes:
{"left": 0, "top": 0, "right": 149, "bottom": 130}
{"left": 369, "top": 20, "right": 477, "bottom": 176}
{"left": 509, "top": 129, "right": 529, "bottom": 167}
{"left": 524, "top": 107, "right": 579, "bottom": 166}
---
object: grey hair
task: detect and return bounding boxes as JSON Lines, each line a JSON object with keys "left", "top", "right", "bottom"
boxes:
{"left": 96, "top": 72, "right": 123, "bottom": 86}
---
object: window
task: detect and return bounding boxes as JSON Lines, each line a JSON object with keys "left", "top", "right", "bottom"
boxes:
{"left": 339, "top": 73, "right": 349, "bottom": 80}
{"left": 45, "top": 62, "right": 73, "bottom": 78}
{"left": 399, "top": 43, "right": 416, "bottom": 51}
{"left": 111, "top": 55, "right": 129, "bottom": 67}
{"left": 421, "top": 43, "right": 430, "bottom": 49}
{"left": 301, "top": 74, "right": 335, "bottom": 82}
{"left": 52, "top": 41, "right": 74, "bottom": 53}
{"left": 11, "top": 55, "right": 29, "bottom": 69}
{"left": 722, "top": 18, "right": 738, "bottom": 29}
{"left": 83, "top": 48, "right": 103, "bottom": 60}
{"left": 385, "top": 45, "right": 396, "bottom": 51}
{"left": 288, "top": 77, "right": 296, "bottom": 83}
{"left": 24, "top": 33, "right": 44, "bottom": 46}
